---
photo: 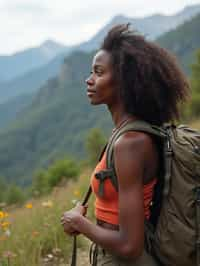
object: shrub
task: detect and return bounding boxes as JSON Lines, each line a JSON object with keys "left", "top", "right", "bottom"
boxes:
{"left": 6, "top": 185, "right": 25, "bottom": 205}
{"left": 47, "top": 158, "right": 80, "bottom": 187}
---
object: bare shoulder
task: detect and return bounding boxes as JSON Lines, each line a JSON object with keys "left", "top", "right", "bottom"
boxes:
{"left": 114, "top": 131, "right": 155, "bottom": 157}
{"left": 114, "top": 131, "right": 158, "bottom": 184}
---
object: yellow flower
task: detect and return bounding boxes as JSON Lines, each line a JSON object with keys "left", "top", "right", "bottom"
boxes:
{"left": 41, "top": 200, "right": 53, "bottom": 208}
{"left": 1, "top": 221, "right": 11, "bottom": 229}
{"left": 0, "top": 211, "right": 5, "bottom": 219}
{"left": 25, "top": 203, "right": 33, "bottom": 209}
{"left": 4, "top": 212, "right": 9, "bottom": 218}
{"left": 73, "top": 190, "right": 80, "bottom": 197}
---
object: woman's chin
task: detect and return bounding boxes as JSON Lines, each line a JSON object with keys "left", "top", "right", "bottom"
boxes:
{"left": 88, "top": 98, "right": 101, "bottom": 105}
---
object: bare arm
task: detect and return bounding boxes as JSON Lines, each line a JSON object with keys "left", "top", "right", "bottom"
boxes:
{"left": 62, "top": 131, "right": 158, "bottom": 259}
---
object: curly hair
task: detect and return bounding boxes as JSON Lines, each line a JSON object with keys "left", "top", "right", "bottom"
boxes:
{"left": 100, "top": 24, "right": 190, "bottom": 125}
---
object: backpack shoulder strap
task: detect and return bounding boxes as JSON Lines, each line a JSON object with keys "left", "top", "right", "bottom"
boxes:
{"left": 105, "top": 120, "right": 167, "bottom": 191}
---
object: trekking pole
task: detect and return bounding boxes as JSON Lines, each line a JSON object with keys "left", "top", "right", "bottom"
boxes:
{"left": 70, "top": 186, "right": 92, "bottom": 266}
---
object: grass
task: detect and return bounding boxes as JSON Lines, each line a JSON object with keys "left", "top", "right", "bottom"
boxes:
{"left": 0, "top": 168, "right": 94, "bottom": 266}
{"left": 189, "top": 119, "right": 200, "bottom": 129}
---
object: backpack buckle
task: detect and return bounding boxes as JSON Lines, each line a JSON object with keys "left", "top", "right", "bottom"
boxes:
{"left": 95, "top": 169, "right": 115, "bottom": 197}
{"left": 195, "top": 187, "right": 200, "bottom": 203}
{"left": 95, "top": 169, "right": 113, "bottom": 181}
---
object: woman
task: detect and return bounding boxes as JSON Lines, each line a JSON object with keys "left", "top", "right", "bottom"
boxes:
{"left": 61, "top": 24, "right": 189, "bottom": 265}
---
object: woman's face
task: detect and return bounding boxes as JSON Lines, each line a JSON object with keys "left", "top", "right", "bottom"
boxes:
{"left": 86, "top": 50, "right": 118, "bottom": 106}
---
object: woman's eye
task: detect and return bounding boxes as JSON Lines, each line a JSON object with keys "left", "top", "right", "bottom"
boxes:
{"left": 90, "top": 70, "right": 103, "bottom": 76}
{"left": 96, "top": 71, "right": 103, "bottom": 76}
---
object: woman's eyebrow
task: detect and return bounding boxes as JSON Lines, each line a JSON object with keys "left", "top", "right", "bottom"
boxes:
{"left": 93, "top": 64, "right": 104, "bottom": 70}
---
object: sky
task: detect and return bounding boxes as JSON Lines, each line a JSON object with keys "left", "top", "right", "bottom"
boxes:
{"left": 0, "top": 0, "right": 200, "bottom": 55}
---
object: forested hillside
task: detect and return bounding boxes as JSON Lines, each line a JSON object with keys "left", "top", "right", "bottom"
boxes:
{"left": 157, "top": 12, "right": 200, "bottom": 74}
{"left": 0, "top": 11, "right": 200, "bottom": 185}
{"left": 0, "top": 51, "right": 112, "bottom": 184}
{"left": 0, "top": 4, "right": 199, "bottom": 103}
{"left": 0, "top": 93, "right": 33, "bottom": 128}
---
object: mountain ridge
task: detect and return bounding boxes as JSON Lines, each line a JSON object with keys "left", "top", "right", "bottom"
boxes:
{"left": 0, "top": 3, "right": 199, "bottom": 98}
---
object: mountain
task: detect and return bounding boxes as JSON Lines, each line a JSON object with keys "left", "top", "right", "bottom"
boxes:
{"left": 0, "top": 51, "right": 112, "bottom": 185}
{"left": 0, "top": 4, "right": 199, "bottom": 104}
{"left": 0, "top": 6, "right": 199, "bottom": 184}
{"left": 156, "top": 12, "right": 200, "bottom": 74}
{"left": 75, "top": 4, "right": 200, "bottom": 51}
{"left": 0, "top": 93, "right": 34, "bottom": 128}
{"left": 0, "top": 40, "right": 68, "bottom": 82}
{"left": 0, "top": 52, "right": 66, "bottom": 103}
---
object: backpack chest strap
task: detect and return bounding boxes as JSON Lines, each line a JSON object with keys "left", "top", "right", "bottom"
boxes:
{"left": 95, "top": 169, "right": 116, "bottom": 197}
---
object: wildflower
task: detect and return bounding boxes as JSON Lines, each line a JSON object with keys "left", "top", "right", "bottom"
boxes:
{"left": 32, "top": 231, "right": 40, "bottom": 237}
{"left": 25, "top": 203, "right": 33, "bottom": 209}
{"left": 4, "top": 229, "right": 11, "bottom": 237}
{"left": 71, "top": 199, "right": 78, "bottom": 205}
{"left": 0, "top": 211, "right": 5, "bottom": 219}
{"left": 4, "top": 212, "right": 9, "bottom": 218}
{"left": 73, "top": 189, "right": 80, "bottom": 197}
{"left": 2, "top": 250, "right": 17, "bottom": 259}
{"left": 1, "top": 221, "right": 11, "bottom": 229}
{"left": 42, "top": 200, "right": 53, "bottom": 208}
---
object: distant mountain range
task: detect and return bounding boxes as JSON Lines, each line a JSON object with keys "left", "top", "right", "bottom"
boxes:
{"left": 157, "top": 11, "right": 200, "bottom": 74}
{"left": 0, "top": 52, "right": 66, "bottom": 103}
{"left": 0, "top": 3, "right": 199, "bottom": 103}
{"left": 0, "top": 40, "right": 69, "bottom": 82}
{"left": 0, "top": 4, "right": 199, "bottom": 184}
{"left": 0, "top": 7, "right": 200, "bottom": 184}
{"left": 77, "top": 4, "right": 200, "bottom": 51}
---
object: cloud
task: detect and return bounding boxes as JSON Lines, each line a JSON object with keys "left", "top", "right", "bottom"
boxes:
{"left": 0, "top": 0, "right": 48, "bottom": 15}
{"left": 0, "top": 0, "right": 200, "bottom": 54}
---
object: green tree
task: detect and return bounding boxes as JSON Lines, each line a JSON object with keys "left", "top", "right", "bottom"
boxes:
{"left": 31, "top": 170, "right": 51, "bottom": 197}
{"left": 0, "top": 176, "right": 7, "bottom": 203}
{"left": 181, "top": 49, "right": 200, "bottom": 121}
{"left": 6, "top": 185, "right": 25, "bottom": 205}
{"left": 86, "top": 128, "right": 106, "bottom": 166}
{"left": 190, "top": 49, "right": 200, "bottom": 118}
{"left": 47, "top": 158, "right": 80, "bottom": 187}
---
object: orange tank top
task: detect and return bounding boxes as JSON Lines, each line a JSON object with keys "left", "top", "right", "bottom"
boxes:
{"left": 91, "top": 152, "right": 157, "bottom": 225}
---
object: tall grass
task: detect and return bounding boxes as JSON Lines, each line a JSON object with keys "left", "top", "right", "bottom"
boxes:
{"left": 0, "top": 168, "right": 94, "bottom": 266}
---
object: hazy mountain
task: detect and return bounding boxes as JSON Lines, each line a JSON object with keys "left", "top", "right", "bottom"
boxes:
{"left": 157, "top": 12, "right": 200, "bottom": 74}
{"left": 75, "top": 4, "right": 200, "bottom": 51}
{"left": 0, "top": 40, "right": 68, "bottom": 82}
{"left": 0, "top": 5, "right": 200, "bottom": 183}
{"left": 0, "top": 5, "right": 199, "bottom": 184}
{"left": 0, "top": 52, "right": 66, "bottom": 103}
{"left": 0, "top": 51, "right": 112, "bottom": 184}
{"left": 0, "top": 93, "right": 33, "bottom": 128}
{"left": 0, "top": 4, "right": 199, "bottom": 104}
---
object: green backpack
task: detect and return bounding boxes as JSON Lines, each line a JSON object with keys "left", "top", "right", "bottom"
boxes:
{"left": 94, "top": 120, "right": 200, "bottom": 266}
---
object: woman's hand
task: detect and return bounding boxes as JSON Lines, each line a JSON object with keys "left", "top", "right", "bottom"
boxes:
{"left": 61, "top": 203, "right": 88, "bottom": 236}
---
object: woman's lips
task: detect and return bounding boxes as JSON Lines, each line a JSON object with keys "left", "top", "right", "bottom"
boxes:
{"left": 87, "top": 89, "right": 96, "bottom": 97}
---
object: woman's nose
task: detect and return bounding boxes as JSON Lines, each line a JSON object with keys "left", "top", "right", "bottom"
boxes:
{"left": 85, "top": 74, "right": 94, "bottom": 85}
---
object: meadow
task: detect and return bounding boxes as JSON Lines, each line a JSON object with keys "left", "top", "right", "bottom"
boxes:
{"left": 0, "top": 168, "right": 94, "bottom": 266}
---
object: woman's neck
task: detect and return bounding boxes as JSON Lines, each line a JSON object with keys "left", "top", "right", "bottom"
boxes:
{"left": 107, "top": 103, "right": 137, "bottom": 129}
